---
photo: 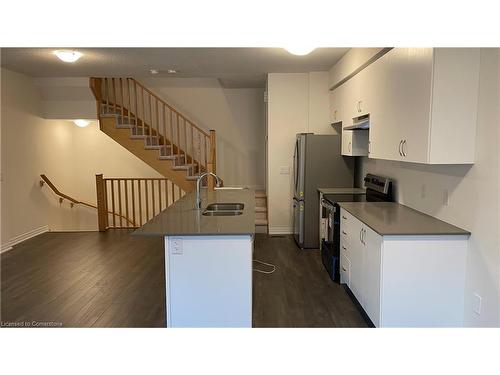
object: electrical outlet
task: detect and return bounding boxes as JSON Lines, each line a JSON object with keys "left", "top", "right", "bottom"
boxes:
{"left": 443, "top": 189, "right": 449, "bottom": 206}
{"left": 171, "top": 238, "right": 183, "bottom": 255}
{"left": 279, "top": 166, "right": 290, "bottom": 175}
{"left": 420, "top": 184, "right": 426, "bottom": 199}
{"left": 473, "top": 293, "right": 482, "bottom": 315}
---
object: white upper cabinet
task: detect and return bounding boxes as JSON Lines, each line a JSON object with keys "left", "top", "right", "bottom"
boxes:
{"left": 336, "top": 73, "right": 369, "bottom": 156}
{"left": 330, "top": 48, "right": 480, "bottom": 164}
{"left": 329, "top": 83, "right": 343, "bottom": 124}
{"left": 368, "top": 48, "right": 480, "bottom": 164}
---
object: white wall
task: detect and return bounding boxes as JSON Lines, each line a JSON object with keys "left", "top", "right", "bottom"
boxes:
{"left": 266, "top": 72, "right": 332, "bottom": 233}
{"left": 328, "top": 48, "right": 389, "bottom": 89}
{"left": 34, "top": 77, "right": 97, "bottom": 119}
{"left": 357, "top": 49, "right": 500, "bottom": 326}
{"left": 142, "top": 77, "right": 266, "bottom": 190}
{"left": 1, "top": 68, "right": 164, "bottom": 249}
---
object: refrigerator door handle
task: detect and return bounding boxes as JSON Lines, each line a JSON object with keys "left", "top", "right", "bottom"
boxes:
{"left": 293, "top": 139, "right": 299, "bottom": 195}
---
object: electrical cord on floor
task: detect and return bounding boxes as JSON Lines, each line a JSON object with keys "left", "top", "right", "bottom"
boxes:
{"left": 253, "top": 259, "right": 276, "bottom": 274}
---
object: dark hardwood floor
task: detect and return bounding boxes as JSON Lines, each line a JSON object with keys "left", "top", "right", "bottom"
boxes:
{"left": 1, "top": 231, "right": 367, "bottom": 328}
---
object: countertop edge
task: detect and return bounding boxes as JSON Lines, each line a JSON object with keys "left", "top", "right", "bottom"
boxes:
{"left": 338, "top": 202, "right": 471, "bottom": 237}
{"left": 132, "top": 189, "right": 256, "bottom": 237}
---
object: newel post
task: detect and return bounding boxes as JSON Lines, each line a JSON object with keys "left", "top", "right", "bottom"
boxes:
{"left": 207, "top": 130, "right": 217, "bottom": 191}
{"left": 95, "top": 174, "right": 108, "bottom": 232}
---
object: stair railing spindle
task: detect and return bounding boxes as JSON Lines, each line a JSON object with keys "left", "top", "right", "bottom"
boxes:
{"left": 141, "top": 87, "right": 145, "bottom": 136}
{"left": 112, "top": 78, "right": 117, "bottom": 113}
{"left": 131, "top": 179, "right": 136, "bottom": 227}
{"left": 127, "top": 78, "right": 132, "bottom": 125}
{"left": 176, "top": 114, "right": 181, "bottom": 159}
{"left": 149, "top": 93, "right": 153, "bottom": 146}
{"left": 120, "top": 78, "right": 124, "bottom": 123}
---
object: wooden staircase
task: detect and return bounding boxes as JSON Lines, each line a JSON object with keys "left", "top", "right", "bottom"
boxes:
{"left": 89, "top": 77, "right": 217, "bottom": 192}
{"left": 255, "top": 190, "right": 268, "bottom": 233}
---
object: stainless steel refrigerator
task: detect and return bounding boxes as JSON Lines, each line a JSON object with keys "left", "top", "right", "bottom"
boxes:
{"left": 293, "top": 133, "right": 354, "bottom": 249}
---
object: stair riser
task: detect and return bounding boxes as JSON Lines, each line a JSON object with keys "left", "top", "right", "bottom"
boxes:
{"left": 255, "top": 197, "right": 267, "bottom": 207}
{"left": 255, "top": 211, "right": 267, "bottom": 220}
{"left": 254, "top": 225, "right": 268, "bottom": 234}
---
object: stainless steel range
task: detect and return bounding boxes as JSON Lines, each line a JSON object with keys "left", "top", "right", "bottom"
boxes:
{"left": 319, "top": 174, "right": 393, "bottom": 282}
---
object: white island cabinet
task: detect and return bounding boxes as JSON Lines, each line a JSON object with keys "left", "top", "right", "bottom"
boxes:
{"left": 339, "top": 204, "right": 469, "bottom": 327}
{"left": 133, "top": 188, "right": 255, "bottom": 328}
{"left": 165, "top": 235, "right": 253, "bottom": 327}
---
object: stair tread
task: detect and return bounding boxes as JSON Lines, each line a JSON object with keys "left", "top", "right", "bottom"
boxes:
{"left": 255, "top": 206, "right": 267, "bottom": 212}
{"left": 159, "top": 154, "right": 184, "bottom": 160}
{"left": 172, "top": 165, "right": 192, "bottom": 170}
{"left": 255, "top": 219, "right": 268, "bottom": 225}
{"left": 255, "top": 191, "right": 267, "bottom": 198}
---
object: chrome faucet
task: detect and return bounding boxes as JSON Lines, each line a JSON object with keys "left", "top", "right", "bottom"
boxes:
{"left": 195, "top": 172, "right": 222, "bottom": 209}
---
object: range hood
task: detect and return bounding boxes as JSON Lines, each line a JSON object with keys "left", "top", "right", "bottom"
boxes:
{"left": 344, "top": 115, "right": 370, "bottom": 130}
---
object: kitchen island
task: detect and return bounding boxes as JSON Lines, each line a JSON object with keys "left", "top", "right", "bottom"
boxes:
{"left": 133, "top": 188, "right": 255, "bottom": 327}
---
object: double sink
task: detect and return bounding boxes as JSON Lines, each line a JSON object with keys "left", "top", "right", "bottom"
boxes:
{"left": 202, "top": 203, "right": 244, "bottom": 216}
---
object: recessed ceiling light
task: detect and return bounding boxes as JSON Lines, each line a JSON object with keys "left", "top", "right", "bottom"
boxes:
{"left": 53, "top": 50, "right": 83, "bottom": 63}
{"left": 73, "top": 119, "right": 90, "bottom": 128}
{"left": 149, "top": 69, "right": 159, "bottom": 75}
{"left": 284, "top": 47, "right": 316, "bottom": 56}
{"left": 167, "top": 69, "right": 178, "bottom": 74}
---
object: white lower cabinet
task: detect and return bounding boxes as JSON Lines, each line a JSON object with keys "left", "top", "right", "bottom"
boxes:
{"left": 340, "top": 208, "right": 468, "bottom": 327}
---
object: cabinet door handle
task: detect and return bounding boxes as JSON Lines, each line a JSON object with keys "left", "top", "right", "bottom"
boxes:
{"left": 402, "top": 140, "right": 407, "bottom": 157}
{"left": 348, "top": 142, "right": 351, "bottom": 153}
{"left": 398, "top": 140, "right": 403, "bottom": 156}
{"left": 342, "top": 230, "right": 347, "bottom": 235}
{"left": 368, "top": 141, "right": 371, "bottom": 155}
{"left": 342, "top": 245, "right": 347, "bottom": 251}
{"left": 342, "top": 267, "right": 347, "bottom": 272}
{"left": 359, "top": 228, "right": 363, "bottom": 243}
{"left": 363, "top": 228, "right": 366, "bottom": 244}
{"left": 342, "top": 215, "right": 347, "bottom": 220}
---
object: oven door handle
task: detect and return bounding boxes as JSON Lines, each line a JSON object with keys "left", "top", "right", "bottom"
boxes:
{"left": 321, "top": 199, "right": 335, "bottom": 212}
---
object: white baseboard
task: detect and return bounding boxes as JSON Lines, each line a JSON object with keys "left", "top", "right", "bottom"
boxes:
{"left": 268, "top": 226, "right": 293, "bottom": 235}
{"left": 1, "top": 225, "right": 49, "bottom": 254}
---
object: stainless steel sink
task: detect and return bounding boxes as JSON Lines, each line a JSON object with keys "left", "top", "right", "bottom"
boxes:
{"left": 205, "top": 203, "right": 244, "bottom": 211}
{"left": 202, "top": 210, "right": 243, "bottom": 216}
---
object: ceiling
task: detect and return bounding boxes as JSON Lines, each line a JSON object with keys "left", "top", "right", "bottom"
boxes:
{"left": 0, "top": 48, "right": 349, "bottom": 88}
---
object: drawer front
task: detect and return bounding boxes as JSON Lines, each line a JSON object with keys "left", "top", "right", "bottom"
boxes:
{"left": 340, "top": 238, "right": 350, "bottom": 257}
{"left": 340, "top": 254, "right": 351, "bottom": 287}
{"left": 341, "top": 209, "right": 362, "bottom": 246}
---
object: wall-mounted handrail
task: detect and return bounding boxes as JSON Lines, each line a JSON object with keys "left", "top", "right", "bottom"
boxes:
{"left": 40, "top": 174, "right": 134, "bottom": 227}
{"left": 40, "top": 174, "right": 96, "bottom": 208}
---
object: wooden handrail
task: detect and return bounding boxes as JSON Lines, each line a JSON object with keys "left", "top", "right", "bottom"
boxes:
{"left": 90, "top": 77, "right": 220, "bottom": 190}
{"left": 40, "top": 174, "right": 134, "bottom": 226}
{"left": 40, "top": 174, "right": 96, "bottom": 208}
{"left": 131, "top": 78, "right": 211, "bottom": 137}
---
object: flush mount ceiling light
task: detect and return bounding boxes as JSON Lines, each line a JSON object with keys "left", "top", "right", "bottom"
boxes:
{"left": 73, "top": 119, "right": 90, "bottom": 128}
{"left": 149, "top": 69, "right": 159, "bottom": 75}
{"left": 167, "top": 69, "right": 178, "bottom": 74}
{"left": 53, "top": 50, "right": 83, "bottom": 63}
{"left": 284, "top": 47, "right": 316, "bottom": 56}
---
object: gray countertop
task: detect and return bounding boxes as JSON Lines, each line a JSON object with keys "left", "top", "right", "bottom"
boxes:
{"left": 133, "top": 189, "right": 255, "bottom": 236}
{"left": 338, "top": 202, "right": 470, "bottom": 236}
{"left": 318, "top": 187, "right": 366, "bottom": 195}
